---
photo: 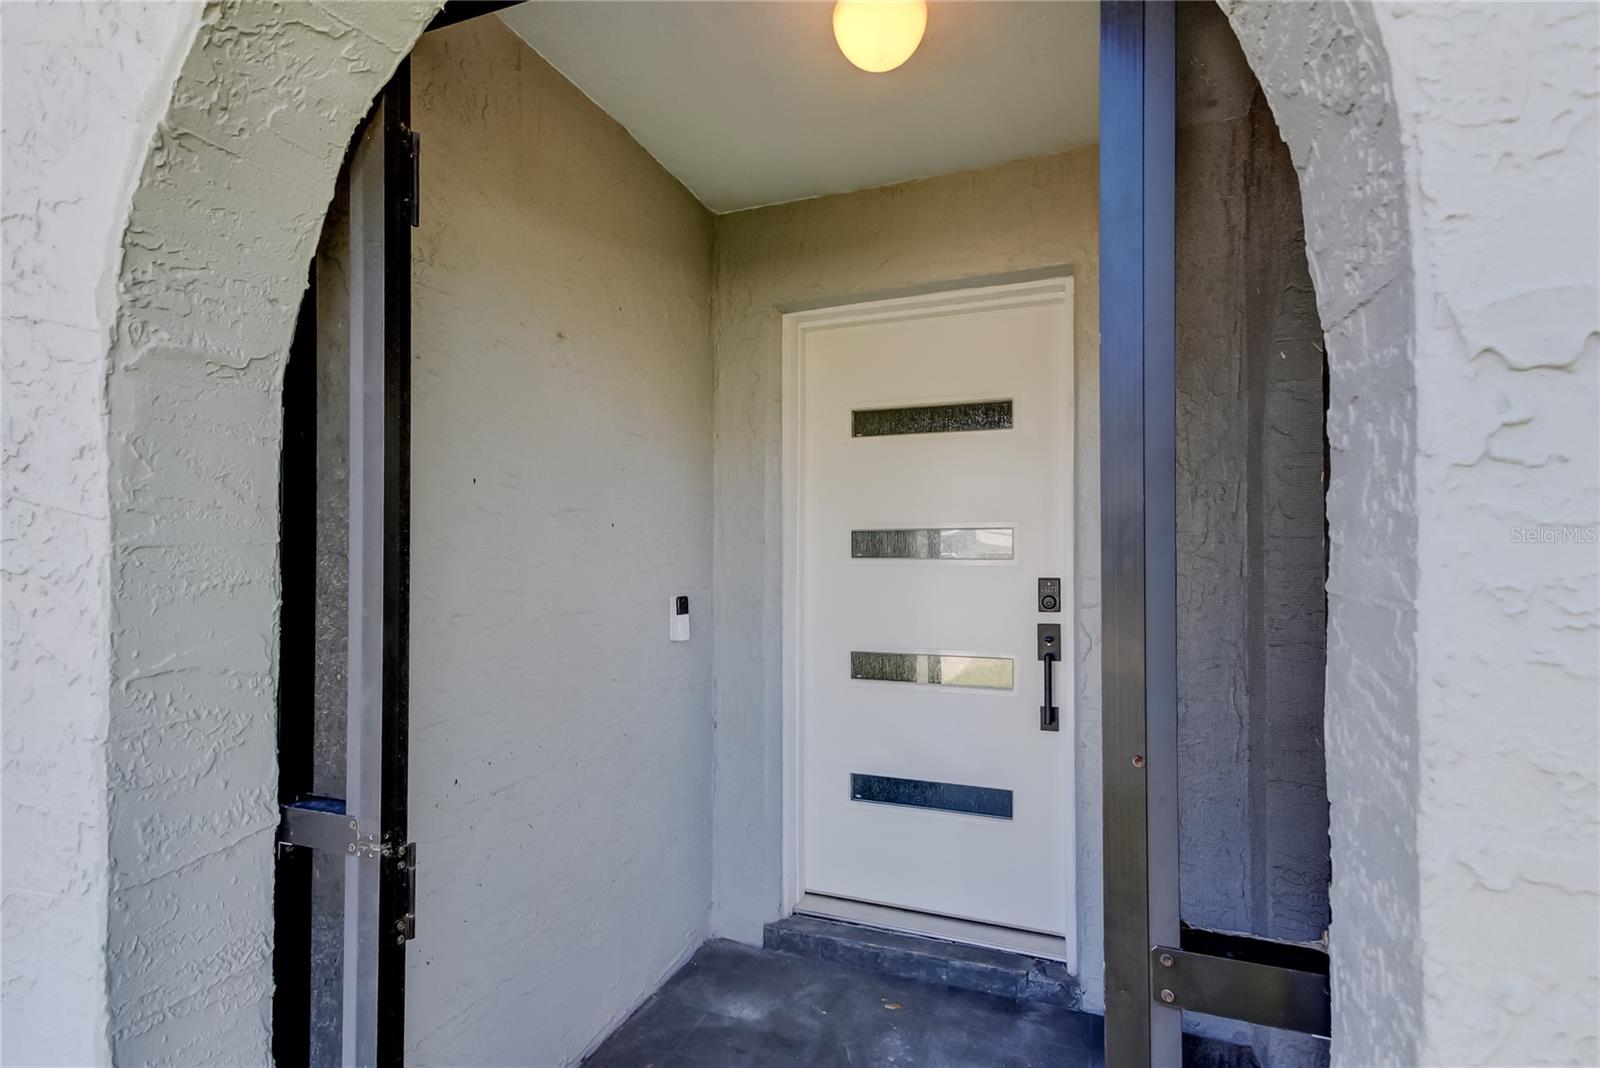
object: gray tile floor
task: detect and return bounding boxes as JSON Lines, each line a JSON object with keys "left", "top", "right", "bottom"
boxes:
{"left": 582, "top": 939, "right": 1105, "bottom": 1068}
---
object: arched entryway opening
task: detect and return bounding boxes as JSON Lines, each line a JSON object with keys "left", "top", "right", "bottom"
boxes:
{"left": 100, "top": 2, "right": 1416, "bottom": 1064}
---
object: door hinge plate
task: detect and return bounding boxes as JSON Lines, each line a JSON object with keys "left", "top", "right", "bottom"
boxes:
{"left": 409, "top": 131, "right": 421, "bottom": 228}
{"left": 277, "top": 799, "right": 388, "bottom": 858}
{"left": 1150, "top": 930, "right": 1330, "bottom": 1037}
{"left": 395, "top": 842, "right": 418, "bottom": 942}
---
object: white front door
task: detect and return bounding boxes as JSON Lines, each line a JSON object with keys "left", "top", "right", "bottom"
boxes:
{"left": 789, "top": 279, "right": 1075, "bottom": 948}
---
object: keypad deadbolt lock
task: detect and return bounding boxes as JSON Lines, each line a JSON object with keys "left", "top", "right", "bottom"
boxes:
{"left": 1038, "top": 577, "right": 1062, "bottom": 613}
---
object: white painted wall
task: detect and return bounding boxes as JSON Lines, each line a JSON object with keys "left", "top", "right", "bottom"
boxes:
{"left": 1, "top": 2, "right": 1594, "bottom": 1065}
{"left": 404, "top": 19, "right": 714, "bottom": 1066}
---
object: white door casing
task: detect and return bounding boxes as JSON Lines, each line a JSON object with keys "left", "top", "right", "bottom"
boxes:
{"left": 782, "top": 278, "right": 1075, "bottom": 964}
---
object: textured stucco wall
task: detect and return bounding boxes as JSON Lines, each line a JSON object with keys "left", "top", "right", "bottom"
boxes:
{"left": 2, "top": 1, "right": 1596, "bottom": 1065}
{"left": 1223, "top": 4, "right": 1425, "bottom": 1063}
{"left": 1226, "top": 2, "right": 1599, "bottom": 1065}
{"left": 1, "top": 4, "right": 203, "bottom": 1064}
{"left": 1372, "top": 4, "right": 1599, "bottom": 1063}
{"left": 708, "top": 149, "right": 1108, "bottom": 1004}
{"left": 1173, "top": 8, "right": 1330, "bottom": 1064}
{"left": 1237, "top": 69, "right": 1334, "bottom": 1068}
{"left": 405, "top": 19, "right": 715, "bottom": 1066}
{"left": 97, "top": 3, "right": 440, "bottom": 1063}
{"left": 1239, "top": 91, "right": 1331, "bottom": 954}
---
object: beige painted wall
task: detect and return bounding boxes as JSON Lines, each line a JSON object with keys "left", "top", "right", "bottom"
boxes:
{"left": 708, "top": 148, "right": 1106, "bottom": 1006}
{"left": 406, "top": 19, "right": 715, "bottom": 1066}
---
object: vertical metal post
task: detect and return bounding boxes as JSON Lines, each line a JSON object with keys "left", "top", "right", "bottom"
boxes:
{"left": 343, "top": 60, "right": 414, "bottom": 1067}
{"left": 344, "top": 89, "right": 388, "bottom": 1068}
{"left": 1100, "top": 2, "right": 1180, "bottom": 1066}
{"left": 273, "top": 267, "right": 318, "bottom": 1068}
{"left": 375, "top": 59, "right": 415, "bottom": 1068}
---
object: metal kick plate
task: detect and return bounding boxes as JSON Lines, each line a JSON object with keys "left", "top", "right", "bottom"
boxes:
{"left": 1150, "top": 942, "right": 1331, "bottom": 1037}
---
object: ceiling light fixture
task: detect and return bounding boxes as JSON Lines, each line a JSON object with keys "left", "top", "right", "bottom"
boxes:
{"left": 832, "top": 0, "right": 928, "bottom": 74}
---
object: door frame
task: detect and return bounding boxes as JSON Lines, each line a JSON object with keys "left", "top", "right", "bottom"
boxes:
{"left": 1099, "top": 3, "right": 1332, "bottom": 1062}
{"left": 779, "top": 276, "right": 1077, "bottom": 964}
{"left": 372, "top": 59, "right": 416, "bottom": 1068}
{"left": 1098, "top": 1, "right": 1181, "bottom": 1060}
{"left": 272, "top": 60, "right": 417, "bottom": 1068}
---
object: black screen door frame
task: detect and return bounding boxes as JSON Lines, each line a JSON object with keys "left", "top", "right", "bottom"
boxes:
{"left": 373, "top": 57, "right": 416, "bottom": 1068}
{"left": 274, "top": 7, "right": 518, "bottom": 1059}
{"left": 273, "top": 58, "right": 415, "bottom": 1068}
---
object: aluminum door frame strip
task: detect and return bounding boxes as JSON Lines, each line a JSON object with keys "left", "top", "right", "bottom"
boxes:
{"left": 1100, "top": 2, "right": 1182, "bottom": 1064}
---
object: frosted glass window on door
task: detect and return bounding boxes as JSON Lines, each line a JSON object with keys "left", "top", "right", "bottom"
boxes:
{"left": 850, "top": 773, "right": 1014, "bottom": 820}
{"left": 851, "top": 399, "right": 1014, "bottom": 437}
{"left": 851, "top": 527, "right": 1014, "bottom": 560}
{"left": 850, "top": 651, "right": 1015, "bottom": 690}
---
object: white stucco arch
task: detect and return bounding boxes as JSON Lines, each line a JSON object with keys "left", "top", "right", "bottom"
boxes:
{"left": 5, "top": 1, "right": 1593, "bottom": 1065}
{"left": 100, "top": 4, "right": 440, "bottom": 1062}
{"left": 1224, "top": 4, "right": 1422, "bottom": 1064}
{"left": 101, "top": 3, "right": 1418, "bottom": 1062}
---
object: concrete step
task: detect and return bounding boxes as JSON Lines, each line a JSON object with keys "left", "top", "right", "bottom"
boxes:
{"left": 762, "top": 913, "right": 1082, "bottom": 1009}
{"left": 762, "top": 914, "right": 1271, "bottom": 1067}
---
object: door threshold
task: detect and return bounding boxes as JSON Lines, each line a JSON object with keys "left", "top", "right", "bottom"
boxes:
{"left": 794, "top": 893, "right": 1070, "bottom": 963}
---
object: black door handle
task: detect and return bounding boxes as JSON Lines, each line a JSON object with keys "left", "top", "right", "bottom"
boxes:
{"left": 1038, "top": 624, "right": 1061, "bottom": 732}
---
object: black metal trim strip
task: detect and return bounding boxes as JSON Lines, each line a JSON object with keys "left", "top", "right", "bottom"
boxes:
{"left": 375, "top": 59, "right": 414, "bottom": 1068}
{"left": 850, "top": 773, "right": 1014, "bottom": 820}
{"left": 1179, "top": 925, "right": 1331, "bottom": 975}
{"left": 426, "top": 1, "right": 523, "bottom": 33}
{"left": 1154, "top": 928, "right": 1331, "bottom": 1037}
{"left": 1100, "top": 3, "right": 1180, "bottom": 1065}
{"left": 272, "top": 264, "right": 317, "bottom": 1068}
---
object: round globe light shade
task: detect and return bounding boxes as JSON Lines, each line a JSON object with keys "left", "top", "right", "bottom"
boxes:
{"left": 832, "top": 0, "right": 929, "bottom": 74}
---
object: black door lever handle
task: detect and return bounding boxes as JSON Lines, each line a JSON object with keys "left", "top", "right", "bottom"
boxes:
{"left": 1038, "top": 624, "right": 1061, "bottom": 732}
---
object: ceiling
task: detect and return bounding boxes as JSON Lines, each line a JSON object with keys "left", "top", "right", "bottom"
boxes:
{"left": 497, "top": 2, "right": 1099, "bottom": 214}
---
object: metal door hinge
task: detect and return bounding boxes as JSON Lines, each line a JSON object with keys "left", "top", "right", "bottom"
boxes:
{"left": 277, "top": 798, "right": 387, "bottom": 858}
{"left": 395, "top": 842, "right": 418, "bottom": 943}
{"left": 409, "top": 131, "right": 421, "bottom": 228}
